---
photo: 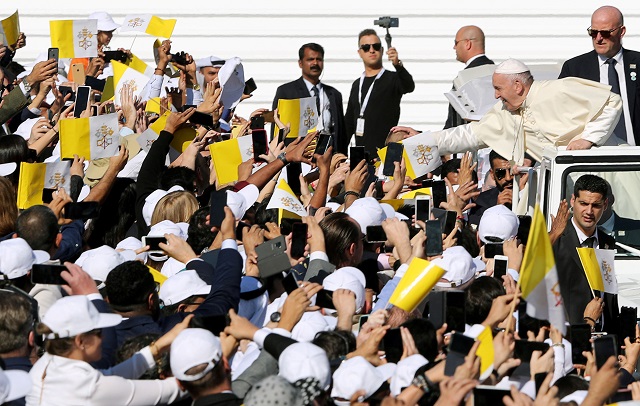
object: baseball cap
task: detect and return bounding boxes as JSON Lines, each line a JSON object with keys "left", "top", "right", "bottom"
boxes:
{"left": 278, "top": 342, "right": 331, "bottom": 389}
{"left": 227, "top": 184, "right": 259, "bottom": 220}
{"left": 0, "top": 238, "right": 50, "bottom": 280}
{"left": 331, "top": 356, "right": 396, "bottom": 405}
{"left": 477, "top": 205, "right": 519, "bottom": 244}
{"left": 88, "top": 11, "right": 120, "bottom": 32}
{"left": 170, "top": 328, "right": 222, "bottom": 381}
{"left": 75, "top": 245, "right": 136, "bottom": 288}
{"left": 0, "top": 368, "right": 31, "bottom": 403}
{"left": 195, "top": 56, "right": 225, "bottom": 69}
{"left": 159, "top": 270, "right": 210, "bottom": 306}
{"left": 142, "top": 185, "right": 185, "bottom": 226}
{"left": 147, "top": 220, "right": 189, "bottom": 262}
{"left": 321, "top": 268, "right": 366, "bottom": 312}
{"left": 345, "top": 197, "right": 387, "bottom": 234}
{"left": 0, "top": 162, "right": 16, "bottom": 177}
{"left": 433, "top": 246, "right": 477, "bottom": 288}
{"left": 389, "top": 354, "right": 428, "bottom": 396}
{"left": 380, "top": 203, "right": 409, "bottom": 221}
{"left": 42, "top": 295, "right": 122, "bottom": 339}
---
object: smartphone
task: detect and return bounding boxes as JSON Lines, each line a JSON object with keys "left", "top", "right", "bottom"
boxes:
{"left": 290, "top": 222, "right": 308, "bottom": 259}
{"left": 429, "top": 290, "right": 466, "bottom": 333}
{"left": 431, "top": 180, "right": 447, "bottom": 210}
{"left": 58, "top": 85, "right": 75, "bottom": 102}
{"left": 569, "top": 324, "right": 592, "bottom": 365}
{"left": 313, "top": 133, "right": 332, "bottom": 158}
{"left": 415, "top": 195, "right": 431, "bottom": 228}
{"left": 358, "top": 315, "right": 369, "bottom": 332}
{"left": 473, "top": 386, "right": 512, "bottom": 406}
{"left": 277, "top": 128, "right": 286, "bottom": 144}
{"left": 252, "top": 129, "right": 268, "bottom": 162}
{"left": 71, "top": 63, "right": 86, "bottom": 85}
{"left": 445, "top": 332, "right": 475, "bottom": 376}
{"left": 189, "top": 315, "right": 229, "bottom": 336}
{"left": 514, "top": 340, "right": 550, "bottom": 363}
{"left": 243, "top": 78, "right": 257, "bottom": 95}
{"left": 443, "top": 210, "right": 457, "bottom": 235}
{"left": 235, "top": 222, "right": 250, "bottom": 241}
{"left": 619, "top": 307, "right": 637, "bottom": 341}
{"left": 103, "top": 50, "right": 128, "bottom": 63}
{"left": 382, "top": 142, "right": 404, "bottom": 177}
{"left": 493, "top": 255, "right": 509, "bottom": 281}
{"left": 484, "top": 242, "right": 504, "bottom": 259}
{"left": 189, "top": 111, "right": 215, "bottom": 129}
{"left": 315, "top": 289, "right": 335, "bottom": 309}
{"left": 31, "top": 264, "right": 68, "bottom": 285}
{"left": 282, "top": 271, "right": 299, "bottom": 294}
{"left": 262, "top": 110, "right": 275, "bottom": 123}
{"left": 517, "top": 215, "right": 532, "bottom": 245}
{"left": 350, "top": 146, "right": 366, "bottom": 171}
{"left": 594, "top": 335, "right": 618, "bottom": 370}
{"left": 286, "top": 163, "right": 302, "bottom": 196}
{"left": 142, "top": 236, "right": 168, "bottom": 253}
{"left": 256, "top": 236, "right": 292, "bottom": 278}
{"left": 209, "top": 189, "right": 227, "bottom": 228}
{"left": 382, "top": 328, "right": 404, "bottom": 364}
{"left": 74, "top": 86, "right": 91, "bottom": 118}
{"left": 48, "top": 48, "right": 59, "bottom": 65}
{"left": 425, "top": 220, "right": 443, "bottom": 257}
{"left": 250, "top": 116, "right": 265, "bottom": 130}
{"left": 64, "top": 202, "right": 100, "bottom": 220}
{"left": 42, "top": 189, "right": 55, "bottom": 204}
{"left": 366, "top": 225, "right": 387, "bottom": 243}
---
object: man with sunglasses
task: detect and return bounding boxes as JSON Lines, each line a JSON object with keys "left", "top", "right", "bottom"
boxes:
{"left": 468, "top": 150, "right": 514, "bottom": 225}
{"left": 559, "top": 6, "right": 640, "bottom": 146}
{"left": 345, "top": 29, "right": 415, "bottom": 156}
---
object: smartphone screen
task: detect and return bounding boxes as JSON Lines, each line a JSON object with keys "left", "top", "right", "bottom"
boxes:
{"left": 619, "top": 307, "right": 638, "bottom": 341}
{"left": 484, "top": 242, "right": 504, "bottom": 258}
{"left": 48, "top": 48, "right": 59, "bottom": 65}
{"left": 493, "top": 255, "right": 508, "bottom": 281}
{"left": 31, "top": 264, "right": 68, "bottom": 285}
{"left": 431, "top": 180, "right": 447, "bottom": 210}
{"left": 286, "top": 163, "right": 302, "bottom": 196}
{"left": 366, "top": 225, "right": 387, "bottom": 243}
{"left": 358, "top": 315, "right": 369, "bottom": 332}
{"left": 514, "top": 340, "right": 550, "bottom": 362}
{"left": 64, "top": 202, "right": 100, "bottom": 220}
{"left": 569, "top": 324, "right": 592, "bottom": 365}
{"left": 290, "top": 223, "right": 308, "bottom": 258}
{"left": 252, "top": 129, "right": 268, "bottom": 162}
{"left": 74, "top": 86, "right": 91, "bottom": 118}
{"left": 58, "top": 85, "right": 75, "bottom": 102}
{"left": 517, "top": 215, "right": 532, "bottom": 245}
{"left": 444, "top": 332, "right": 475, "bottom": 376}
{"left": 473, "top": 386, "right": 512, "bottom": 406}
{"left": 313, "top": 134, "right": 332, "bottom": 157}
{"left": 209, "top": 189, "right": 227, "bottom": 228}
{"left": 315, "top": 289, "right": 335, "bottom": 309}
{"left": 277, "top": 128, "right": 286, "bottom": 144}
{"left": 425, "top": 220, "right": 443, "bottom": 257}
{"left": 103, "top": 50, "right": 127, "bottom": 63}
{"left": 415, "top": 196, "right": 431, "bottom": 227}
{"left": 243, "top": 78, "right": 257, "bottom": 95}
{"left": 382, "top": 142, "right": 404, "bottom": 177}
{"left": 382, "top": 328, "right": 403, "bottom": 364}
{"left": 443, "top": 210, "right": 457, "bottom": 235}
{"left": 142, "top": 236, "right": 168, "bottom": 253}
{"left": 350, "top": 146, "right": 366, "bottom": 171}
{"left": 282, "top": 272, "right": 299, "bottom": 294}
{"left": 189, "top": 111, "right": 214, "bottom": 128}
{"left": 594, "top": 335, "right": 618, "bottom": 369}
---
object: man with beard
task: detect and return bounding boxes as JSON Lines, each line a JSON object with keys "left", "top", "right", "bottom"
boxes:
{"left": 468, "top": 150, "right": 513, "bottom": 225}
{"left": 272, "top": 43, "right": 346, "bottom": 152}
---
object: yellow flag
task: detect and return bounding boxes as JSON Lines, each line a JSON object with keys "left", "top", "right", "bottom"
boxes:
{"left": 474, "top": 326, "right": 495, "bottom": 380}
{"left": 100, "top": 76, "right": 115, "bottom": 102}
{"left": 121, "top": 14, "right": 176, "bottom": 38}
{"left": 399, "top": 188, "right": 431, "bottom": 199}
{"left": 50, "top": 19, "right": 98, "bottom": 58}
{"left": 147, "top": 265, "right": 168, "bottom": 286}
{"left": 17, "top": 162, "right": 71, "bottom": 209}
{"left": 389, "top": 257, "right": 445, "bottom": 313}
{"left": 0, "top": 10, "right": 20, "bottom": 46}
{"left": 577, "top": 247, "right": 602, "bottom": 292}
{"left": 266, "top": 179, "right": 307, "bottom": 217}
{"left": 59, "top": 114, "right": 120, "bottom": 160}
{"left": 126, "top": 53, "right": 153, "bottom": 76}
{"left": 209, "top": 136, "right": 253, "bottom": 186}
{"left": 276, "top": 97, "right": 318, "bottom": 138}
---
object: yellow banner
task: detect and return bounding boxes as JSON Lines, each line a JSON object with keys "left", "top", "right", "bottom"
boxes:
{"left": 59, "top": 117, "right": 91, "bottom": 159}
{"left": 389, "top": 257, "right": 445, "bottom": 312}
{"left": 16, "top": 162, "right": 45, "bottom": 209}
{"left": 1, "top": 10, "right": 20, "bottom": 45}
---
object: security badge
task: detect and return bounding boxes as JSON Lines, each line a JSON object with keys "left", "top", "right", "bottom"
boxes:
{"left": 356, "top": 117, "right": 365, "bottom": 137}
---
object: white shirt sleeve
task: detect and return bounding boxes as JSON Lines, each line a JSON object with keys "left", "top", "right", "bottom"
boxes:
{"left": 100, "top": 347, "right": 155, "bottom": 379}
{"left": 309, "top": 251, "right": 329, "bottom": 262}
{"left": 432, "top": 123, "right": 484, "bottom": 156}
{"left": 90, "top": 375, "right": 183, "bottom": 406}
{"left": 147, "top": 75, "right": 165, "bottom": 99}
{"left": 581, "top": 92, "right": 622, "bottom": 146}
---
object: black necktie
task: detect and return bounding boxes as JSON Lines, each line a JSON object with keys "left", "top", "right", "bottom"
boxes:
{"left": 606, "top": 58, "right": 627, "bottom": 140}
{"left": 311, "top": 85, "right": 321, "bottom": 115}
{"left": 582, "top": 236, "right": 596, "bottom": 248}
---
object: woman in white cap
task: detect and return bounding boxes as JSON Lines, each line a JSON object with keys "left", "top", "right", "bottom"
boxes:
{"left": 26, "top": 295, "right": 191, "bottom": 405}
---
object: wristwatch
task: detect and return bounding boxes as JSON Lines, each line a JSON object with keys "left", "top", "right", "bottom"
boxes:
{"left": 277, "top": 152, "right": 289, "bottom": 166}
{"left": 22, "top": 79, "right": 32, "bottom": 94}
{"left": 411, "top": 373, "right": 435, "bottom": 394}
{"left": 270, "top": 312, "right": 281, "bottom": 323}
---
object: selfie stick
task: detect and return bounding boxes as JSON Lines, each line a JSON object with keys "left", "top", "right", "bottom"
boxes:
{"left": 385, "top": 28, "right": 392, "bottom": 49}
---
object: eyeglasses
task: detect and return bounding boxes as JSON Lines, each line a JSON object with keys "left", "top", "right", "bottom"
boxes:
{"left": 494, "top": 168, "right": 510, "bottom": 181}
{"left": 587, "top": 26, "right": 622, "bottom": 38}
{"left": 360, "top": 43, "right": 382, "bottom": 52}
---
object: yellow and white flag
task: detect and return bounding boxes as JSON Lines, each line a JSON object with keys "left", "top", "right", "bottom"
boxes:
{"left": 519, "top": 205, "right": 566, "bottom": 335}
{"left": 59, "top": 113, "right": 120, "bottom": 160}
{"left": 388, "top": 257, "right": 444, "bottom": 313}
{"left": 126, "top": 53, "right": 155, "bottom": 77}
{"left": 50, "top": 19, "right": 98, "bottom": 58}
{"left": 17, "top": 161, "right": 70, "bottom": 209}
{"left": 377, "top": 132, "right": 440, "bottom": 180}
{"left": 209, "top": 136, "right": 253, "bottom": 186}
{"left": 276, "top": 97, "right": 318, "bottom": 138}
{"left": 0, "top": 10, "right": 20, "bottom": 46}
{"left": 577, "top": 248, "right": 617, "bottom": 294}
{"left": 136, "top": 111, "right": 196, "bottom": 154}
{"left": 120, "top": 14, "right": 176, "bottom": 38}
{"left": 266, "top": 179, "right": 308, "bottom": 217}
{"left": 112, "top": 60, "right": 151, "bottom": 104}
{"left": 466, "top": 324, "right": 495, "bottom": 381}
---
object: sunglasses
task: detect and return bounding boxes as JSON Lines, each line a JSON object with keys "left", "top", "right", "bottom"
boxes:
{"left": 360, "top": 43, "right": 382, "bottom": 52}
{"left": 494, "top": 168, "right": 510, "bottom": 181}
{"left": 587, "top": 26, "right": 622, "bottom": 38}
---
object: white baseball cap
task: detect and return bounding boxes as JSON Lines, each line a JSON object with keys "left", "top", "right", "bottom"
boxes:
{"left": 390, "top": 354, "right": 428, "bottom": 396}
{"left": 88, "top": 11, "right": 120, "bottom": 32}
{"left": 159, "top": 270, "right": 210, "bottom": 306}
{"left": 0, "top": 162, "right": 17, "bottom": 177}
{"left": 321, "top": 268, "right": 366, "bottom": 312}
{"left": 0, "top": 238, "right": 50, "bottom": 280}
{"left": 42, "top": 295, "right": 122, "bottom": 339}
{"left": 0, "top": 368, "right": 31, "bottom": 403}
{"left": 227, "top": 184, "right": 259, "bottom": 220}
{"left": 331, "top": 356, "right": 396, "bottom": 405}
{"left": 380, "top": 203, "right": 409, "bottom": 221}
{"left": 278, "top": 342, "right": 331, "bottom": 389}
{"left": 477, "top": 205, "right": 519, "bottom": 244}
{"left": 195, "top": 56, "right": 225, "bottom": 69}
{"left": 290, "top": 311, "right": 330, "bottom": 342}
{"left": 345, "top": 197, "right": 387, "bottom": 234}
{"left": 142, "top": 185, "right": 184, "bottom": 226}
{"left": 170, "top": 328, "right": 222, "bottom": 381}
{"left": 75, "top": 245, "right": 136, "bottom": 286}
{"left": 433, "top": 246, "right": 477, "bottom": 288}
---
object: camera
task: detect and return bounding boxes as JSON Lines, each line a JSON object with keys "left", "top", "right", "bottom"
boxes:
{"left": 374, "top": 16, "right": 399, "bottom": 29}
{"left": 171, "top": 51, "right": 188, "bottom": 66}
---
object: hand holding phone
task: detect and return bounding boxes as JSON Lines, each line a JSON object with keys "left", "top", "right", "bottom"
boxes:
{"left": 31, "top": 264, "right": 68, "bottom": 285}
{"left": 290, "top": 223, "right": 308, "bottom": 258}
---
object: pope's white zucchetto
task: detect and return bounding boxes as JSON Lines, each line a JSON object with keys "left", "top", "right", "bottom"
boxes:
{"left": 494, "top": 58, "right": 530, "bottom": 74}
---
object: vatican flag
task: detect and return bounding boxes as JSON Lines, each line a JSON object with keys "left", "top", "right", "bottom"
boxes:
{"left": 377, "top": 132, "right": 440, "bottom": 180}
{"left": 276, "top": 97, "right": 318, "bottom": 138}
{"left": 17, "top": 161, "right": 71, "bottom": 209}
{"left": 0, "top": 10, "right": 20, "bottom": 46}
{"left": 59, "top": 113, "right": 120, "bottom": 160}
{"left": 50, "top": 19, "right": 98, "bottom": 58}
{"left": 126, "top": 53, "right": 155, "bottom": 77}
{"left": 209, "top": 136, "right": 253, "bottom": 186}
{"left": 388, "top": 257, "right": 444, "bottom": 313}
{"left": 112, "top": 60, "right": 151, "bottom": 104}
{"left": 120, "top": 14, "right": 176, "bottom": 38}
{"left": 266, "top": 179, "right": 308, "bottom": 218}
{"left": 577, "top": 248, "right": 617, "bottom": 294}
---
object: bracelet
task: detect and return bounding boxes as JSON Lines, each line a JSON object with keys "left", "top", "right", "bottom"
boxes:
{"left": 583, "top": 316, "right": 596, "bottom": 324}
{"left": 277, "top": 152, "right": 288, "bottom": 166}
{"left": 344, "top": 191, "right": 360, "bottom": 198}
{"left": 154, "top": 68, "right": 164, "bottom": 74}
{"left": 552, "top": 342, "right": 565, "bottom": 348}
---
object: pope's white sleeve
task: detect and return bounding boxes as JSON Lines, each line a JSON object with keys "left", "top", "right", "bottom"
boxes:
{"left": 432, "top": 123, "right": 483, "bottom": 155}
{"left": 581, "top": 92, "right": 622, "bottom": 145}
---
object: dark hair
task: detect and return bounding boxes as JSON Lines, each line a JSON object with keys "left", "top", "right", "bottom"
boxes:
{"left": 298, "top": 43, "right": 325, "bottom": 60}
{"left": 553, "top": 375, "right": 590, "bottom": 400}
{"left": 441, "top": 159, "right": 461, "bottom": 179}
{"left": 187, "top": 207, "right": 215, "bottom": 254}
{"left": 401, "top": 318, "right": 439, "bottom": 362}
{"left": 358, "top": 28, "right": 379, "bottom": 42}
{"left": 179, "top": 361, "right": 228, "bottom": 397}
{"left": 0, "top": 135, "right": 29, "bottom": 186}
{"left": 86, "top": 179, "right": 136, "bottom": 248}
{"left": 313, "top": 330, "right": 356, "bottom": 361}
{"left": 573, "top": 174, "right": 608, "bottom": 200}
{"left": 396, "top": 204, "right": 414, "bottom": 220}
{"left": 464, "top": 276, "right": 505, "bottom": 325}
{"left": 457, "top": 225, "right": 480, "bottom": 258}
{"left": 116, "top": 333, "right": 166, "bottom": 379}
{"left": 489, "top": 150, "right": 508, "bottom": 169}
{"left": 16, "top": 205, "right": 59, "bottom": 251}
{"left": 35, "top": 323, "right": 75, "bottom": 356}
{"left": 0, "top": 291, "right": 34, "bottom": 354}
{"left": 105, "top": 261, "right": 156, "bottom": 312}
{"left": 254, "top": 200, "right": 278, "bottom": 226}
{"left": 319, "top": 212, "right": 361, "bottom": 267}
{"left": 0, "top": 176, "right": 17, "bottom": 236}
{"left": 160, "top": 166, "right": 197, "bottom": 192}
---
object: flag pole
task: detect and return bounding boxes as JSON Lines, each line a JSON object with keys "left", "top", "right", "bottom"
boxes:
{"left": 504, "top": 269, "right": 522, "bottom": 336}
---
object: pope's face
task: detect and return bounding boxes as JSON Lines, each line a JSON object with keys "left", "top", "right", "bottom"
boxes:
{"left": 493, "top": 73, "right": 522, "bottom": 112}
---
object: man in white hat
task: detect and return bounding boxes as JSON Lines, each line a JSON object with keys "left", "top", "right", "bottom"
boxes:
{"left": 429, "top": 58, "right": 623, "bottom": 165}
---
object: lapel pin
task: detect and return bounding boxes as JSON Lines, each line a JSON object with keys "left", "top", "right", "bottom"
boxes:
{"left": 632, "top": 72, "right": 637, "bottom": 81}
{"left": 631, "top": 64, "right": 637, "bottom": 69}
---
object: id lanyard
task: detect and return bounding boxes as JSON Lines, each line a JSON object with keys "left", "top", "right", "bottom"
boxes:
{"left": 358, "top": 68, "right": 385, "bottom": 117}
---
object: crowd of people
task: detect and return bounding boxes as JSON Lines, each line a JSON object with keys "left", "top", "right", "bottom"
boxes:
{"left": 0, "top": 4, "right": 640, "bottom": 406}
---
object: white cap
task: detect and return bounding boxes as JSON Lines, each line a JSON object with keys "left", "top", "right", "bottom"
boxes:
{"left": 0, "top": 368, "right": 31, "bottom": 403}
{"left": 148, "top": 220, "right": 188, "bottom": 240}
{"left": 331, "top": 356, "right": 396, "bottom": 404}
{"left": 161, "top": 257, "right": 187, "bottom": 278}
{"left": 42, "top": 295, "right": 122, "bottom": 339}
{"left": 0, "top": 162, "right": 17, "bottom": 177}
{"left": 170, "top": 328, "right": 222, "bottom": 381}
{"left": 14, "top": 118, "right": 43, "bottom": 141}
{"left": 75, "top": 246, "right": 135, "bottom": 286}
{"left": 345, "top": 197, "right": 387, "bottom": 233}
{"left": 227, "top": 184, "right": 259, "bottom": 219}
{"left": 291, "top": 311, "right": 330, "bottom": 342}
{"left": 0, "top": 238, "right": 50, "bottom": 279}
{"left": 159, "top": 270, "right": 210, "bottom": 306}
{"left": 433, "top": 246, "right": 477, "bottom": 288}
{"left": 116, "top": 237, "right": 147, "bottom": 262}
{"left": 195, "top": 56, "right": 225, "bottom": 69}
{"left": 380, "top": 203, "right": 409, "bottom": 221}
{"left": 477, "top": 205, "right": 519, "bottom": 243}
{"left": 494, "top": 58, "right": 530, "bottom": 75}
{"left": 88, "top": 11, "right": 120, "bottom": 32}
{"left": 278, "top": 342, "right": 331, "bottom": 389}
{"left": 219, "top": 57, "right": 245, "bottom": 110}
{"left": 142, "top": 185, "right": 184, "bottom": 226}
{"left": 321, "top": 268, "right": 366, "bottom": 312}
{"left": 390, "top": 354, "right": 428, "bottom": 396}
{"left": 338, "top": 266, "right": 366, "bottom": 288}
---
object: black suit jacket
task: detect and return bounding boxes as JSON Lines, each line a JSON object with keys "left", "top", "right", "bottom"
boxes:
{"left": 552, "top": 221, "right": 618, "bottom": 331}
{"left": 444, "top": 55, "right": 495, "bottom": 129}
{"left": 559, "top": 48, "right": 640, "bottom": 145}
{"left": 468, "top": 187, "right": 503, "bottom": 226}
{"left": 272, "top": 77, "right": 346, "bottom": 153}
